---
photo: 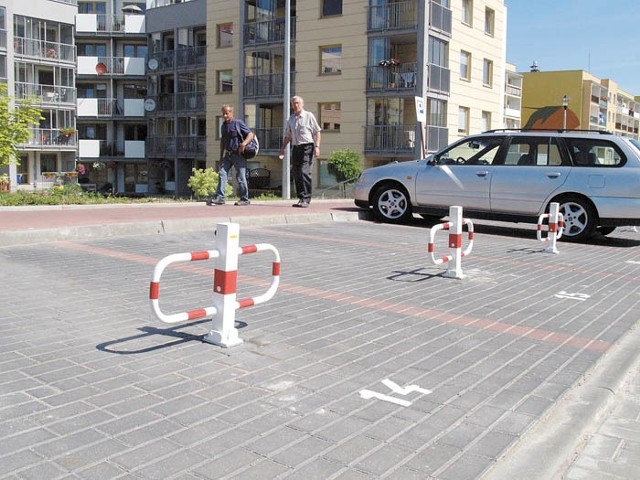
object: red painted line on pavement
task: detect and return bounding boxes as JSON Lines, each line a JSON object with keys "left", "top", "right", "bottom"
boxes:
{"left": 55, "top": 241, "right": 612, "bottom": 353}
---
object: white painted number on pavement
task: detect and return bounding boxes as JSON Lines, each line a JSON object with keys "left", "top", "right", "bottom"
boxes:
{"left": 359, "top": 378, "right": 432, "bottom": 407}
{"left": 555, "top": 291, "right": 590, "bottom": 301}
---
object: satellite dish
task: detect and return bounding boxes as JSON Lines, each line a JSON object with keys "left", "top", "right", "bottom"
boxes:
{"left": 122, "top": 5, "right": 143, "bottom": 14}
{"left": 144, "top": 98, "right": 156, "bottom": 112}
{"left": 95, "top": 62, "right": 107, "bottom": 74}
{"left": 148, "top": 58, "right": 158, "bottom": 71}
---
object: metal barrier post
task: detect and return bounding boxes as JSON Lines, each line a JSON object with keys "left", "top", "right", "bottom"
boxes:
{"left": 204, "top": 222, "right": 243, "bottom": 347}
{"left": 537, "top": 202, "right": 564, "bottom": 254}
{"left": 445, "top": 206, "right": 465, "bottom": 279}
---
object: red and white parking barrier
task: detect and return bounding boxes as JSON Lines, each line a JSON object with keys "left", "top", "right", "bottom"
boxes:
{"left": 537, "top": 202, "right": 564, "bottom": 254}
{"left": 428, "top": 205, "right": 474, "bottom": 279}
{"left": 149, "top": 222, "right": 281, "bottom": 348}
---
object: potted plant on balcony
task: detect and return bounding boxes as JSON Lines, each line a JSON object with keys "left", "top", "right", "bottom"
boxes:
{"left": 59, "top": 127, "right": 76, "bottom": 138}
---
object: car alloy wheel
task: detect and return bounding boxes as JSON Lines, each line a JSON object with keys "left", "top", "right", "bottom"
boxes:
{"left": 373, "top": 184, "right": 412, "bottom": 223}
{"left": 558, "top": 197, "right": 596, "bottom": 242}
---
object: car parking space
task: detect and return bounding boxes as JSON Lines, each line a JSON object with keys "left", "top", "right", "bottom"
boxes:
{"left": 1, "top": 220, "right": 639, "bottom": 479}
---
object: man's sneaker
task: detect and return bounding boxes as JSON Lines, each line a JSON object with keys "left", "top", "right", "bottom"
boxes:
{"left": 234, "top": 200, "right": 251, "bottom": 206}
{"left": 211, "top": 198, "right": 225, "bottom": 205}
{"left": 292, "top": 201, "right": 309, "bottom": 208}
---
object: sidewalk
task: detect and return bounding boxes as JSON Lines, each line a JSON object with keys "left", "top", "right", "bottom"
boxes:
{"left": 0, "top": 199, "right": 368, "bottom": 247}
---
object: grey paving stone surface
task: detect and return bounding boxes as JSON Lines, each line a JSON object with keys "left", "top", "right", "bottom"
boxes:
{"left": 0, "top": 218, "right": 639, "bottom": 479}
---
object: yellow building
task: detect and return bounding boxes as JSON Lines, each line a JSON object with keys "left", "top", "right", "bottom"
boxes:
{"left": 206, "top": 0, "right": 507, "bottom": 191}
{"left": 521, "top": 70, "right": 640, "bottom": 138}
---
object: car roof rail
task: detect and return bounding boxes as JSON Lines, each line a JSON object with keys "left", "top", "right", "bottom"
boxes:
{"left": 483, "top": 128, "right": 612, "bottom": 135}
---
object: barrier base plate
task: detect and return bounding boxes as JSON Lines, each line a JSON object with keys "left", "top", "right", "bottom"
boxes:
{"left": 203, "top": 330, "right": 243, "bottom": 348}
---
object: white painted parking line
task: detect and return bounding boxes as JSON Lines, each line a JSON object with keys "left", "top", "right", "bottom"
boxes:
{"left": 359, "top": 378, "right": 432, "bottom": 407}
{"left": 555, "top": 291, "right": 591, "bottom": 301}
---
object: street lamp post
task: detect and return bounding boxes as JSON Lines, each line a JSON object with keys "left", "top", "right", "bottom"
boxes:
{"left": 562, "top": 95, "right": 569, "bottom": 131}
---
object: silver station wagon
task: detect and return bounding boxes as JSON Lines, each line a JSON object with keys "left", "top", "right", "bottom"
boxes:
{"left": 354, "top": 130, "right": 640, "bottom": 241}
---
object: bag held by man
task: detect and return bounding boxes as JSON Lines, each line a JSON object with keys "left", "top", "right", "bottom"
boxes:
{"left": 235, "top": 123, "right": 259, "bottom": 159}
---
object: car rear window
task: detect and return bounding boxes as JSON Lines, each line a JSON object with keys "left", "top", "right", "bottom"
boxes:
{"left": 504, "top": 137, "right": 565, "bottom": 166}
{"left": 564, "top": 138, "right": 624, "bottom": 167}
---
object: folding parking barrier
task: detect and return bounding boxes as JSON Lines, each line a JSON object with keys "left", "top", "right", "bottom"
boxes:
{"left": 149, "top": 222, "right": 280, "bottom": 347}
{"left": 428, "top": 205, "right": 474, "bottom": 279}
{"left": 537, "top": 202, "right": 564, "bottom": 254}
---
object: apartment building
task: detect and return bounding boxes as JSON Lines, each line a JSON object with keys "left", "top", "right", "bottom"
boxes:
{"left": 520, "top": 69, "right": 640, "bottom": 139}
{"left": 206, "top": 0, "right": 506, "bottom": 193}
{"left": 145, "top": 0, "right": 207, "bottom": 197}
{"left": 504, "top": 62, "right": 522, "bottom": 129}
{"left": 1, "top": 0, "right": 77, "bottom": 191}
{"left": 75, "top": 0, "right": 147, "bottom": 194}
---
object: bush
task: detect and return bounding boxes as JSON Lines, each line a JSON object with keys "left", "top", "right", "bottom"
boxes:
{"left": 327, "top": 149, "right": 362, "bottom": 183}
{"left": 187, "top": 167, "right": 233, "bottom": 199}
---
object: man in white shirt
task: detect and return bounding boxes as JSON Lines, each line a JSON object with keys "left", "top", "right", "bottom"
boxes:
{"left": 279, "top": 96, "right": 322, "bottom": 207}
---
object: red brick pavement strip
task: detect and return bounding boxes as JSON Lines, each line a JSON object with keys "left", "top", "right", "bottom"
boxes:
{"left": 0, "top": 199, "right": 359, "bottom": 232}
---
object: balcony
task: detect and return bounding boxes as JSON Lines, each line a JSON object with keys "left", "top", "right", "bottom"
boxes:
{"left": 76, "top": 13, "right": 145, "bottom": 35}
{"left": 147, "top": 45, "right": 206, "bottom": 73}
{"left": 367, "top": 62, "right": 417, "bottom": 92}
{"left": 244, "top": 18, "right": 296, "bottom": 46}
{"left": 174, "top": 92, "right": 206, "bottom": 112}
{"left": 427, "top": 64, "right": 450, "bottom": 95}
{"left": 369, "top": 0, "right": 418, "bottom": 31}
{"left": 0, "top": 28, "right": 6, "bottom": 49}
{"left": 78, "top": 56, "right": 146, "bottom": 76}
{"left": 364, "top": 124, "right": 417, "bottom": 154}
{"left": 505, "top": 84, "right": 522, "bottom": 97}
{"left": 253, "top": 127, "right": 283, "bottom": 152}
{"left": 244, "top": 73, "right": 288, "bottom": 98}
{"left": 83, "top": 140, "right": 144, "bottom": 158}
{"left": 21, "top": 128, "right": 77, "bottom": 149}
{"left": 77, "top": 98, "right": 145, "bottom": 117}
{"left": 15, "top": 82, "right": 76, "bottom": 105}
{"left": 429, "top": 1, "right": 452, "bottom": 35}
{"left": 13, "top": 37, "right": 75, "bottom": 63}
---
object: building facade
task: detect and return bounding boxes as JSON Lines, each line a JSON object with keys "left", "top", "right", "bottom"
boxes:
{"left": 206, "top": 0, "right": 507, "bottom": 192}
{"left": 75, "top": 0, "right": 147, "bottom": 195}
{"left": 520, "top": 69, "right": 640, "bottom": 139}
{"left": 1, "top": 0, "right": 77, "bottom": 191}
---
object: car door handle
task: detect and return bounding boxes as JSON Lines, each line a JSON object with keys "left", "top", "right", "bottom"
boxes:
{"left": 475, "top": 171, "right": 489, "bottom": 177}
{"left": 546, "top": 172, "right": 562, "bottom": 178}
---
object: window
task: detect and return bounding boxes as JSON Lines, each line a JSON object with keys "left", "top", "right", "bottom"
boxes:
{"left": 40, "top": 154, "right": 57, "bottom": 173}
{"left": 458, "top": 106, "right": 469, "bottom": 135}
{"left": 218, "top": 70, "right": 232, "bottom": 93}
{"left": 462, "top": 0, "right": 473, "bottom": 26}
{"left": 124, "top": 44, "right": 147, "bottom": 58}
{"left": 319, "top": 102, "right": 341, "bottom": 132}
{"left": 218, "top": 23, "right": 233, "bottom": 48}
{"left": 320, "top": 45, "right": 342, "bottom": 74}
{"left": 481, "top": 111, "right": 491, "bottom": 131}
{"left": 483, "top": 59, "right": 493, "bottom": 87}
{"left": 564, "top": 138, "right": 624, "bottom": 167}
{"left": 428, "top": 36, "right": 448, "bottom": 67}
{"left": 485, "top": 7, "right": 495, "bottom": 36}
{"left": 434, "top": 136, "right": 503, "bottom": 165}
{"left": 428, "top": 99, "right": 447, "bottom": 127}
{"left": 460, "top": 51, "right": 471, "bottom": 80}
{"left": 77, "top": 43, "right": 107, "bottom": 56}
{"left": 504, "top": 138, "right": 563, "bottom": 166}
{"left": 322, "top": 0, "right": 342, "bottom": 17}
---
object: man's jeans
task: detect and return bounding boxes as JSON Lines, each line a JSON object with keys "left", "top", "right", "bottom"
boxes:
{"left": 216, "top": 152, "right": 248, "bottom": 201}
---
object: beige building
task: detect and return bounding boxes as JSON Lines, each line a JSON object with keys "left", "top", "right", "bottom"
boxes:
{"left": 520, "top": 69, "right": 640, "bottom": 139}
{"left": 207, "top": 0, "right": 507, "bottom": 192}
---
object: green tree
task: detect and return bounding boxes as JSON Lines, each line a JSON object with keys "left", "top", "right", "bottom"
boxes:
{"left": 0, "top": 83, "right": 43, "bottom": 169}
{"left": 327, "top": 148, "right": 362, "bottom": 183}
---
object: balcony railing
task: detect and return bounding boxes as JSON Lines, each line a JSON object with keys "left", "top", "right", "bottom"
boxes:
{"left": 13, "top": 37, "right": 75, "bottom": 63}
{"left": 21, "top": 128, "right": 78, "bottom": 148}
{"left": 244, "top": 73, "right": 289, "bottom": 98}
{"left": 426, "top": 125, "right": 449, "bottom": 153}
{"left": 253, "top": 127, "right": 283, "bottom": 151}
{"left": 364, "top": 124, "right": 417, "bottom": 153}
{"left": 174, "top": 92, "right": 206, "bottom": 112}
{"left": 505, "top": 84, "right": 522, "bottom": 97}
{"left": 148, "top": 45, "right": 206, "bottom": 73}
{"left": 0, "top": 29, "right": 7, "bottom": 49}
{"left": 244, "top": 18, "right": 296, "bottom": 45}
{"left": 15, "top": 82, "right": 76, "bottom": 105}
{"left": 369, "top": 0, "right": 418, "bottom": 31}
{"left": 367, "top": 62, "right": 417, "bottom": 91}
{"left": 429, "top": 1, "right": 452, "bottom": 35}
{"left": 427, "top": 64, "right": 450, "bottom": 95}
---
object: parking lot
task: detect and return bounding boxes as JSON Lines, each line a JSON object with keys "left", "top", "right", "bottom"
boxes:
{"left": 1, "top": 217, "right": 639, "bottom": 479}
